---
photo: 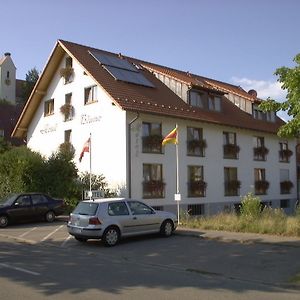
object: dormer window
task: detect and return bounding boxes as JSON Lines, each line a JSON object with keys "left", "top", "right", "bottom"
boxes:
{"left": 253, "top": 105, "right": 275, "bottom": 122}
{"left": 208, "top": 95, "right": 221, "bottom": 111}
{"left": 189, "top": 90, "right": 221, "bottom": 112}
{"left": 189, "top": 90, "right": 206, "bottom": 108}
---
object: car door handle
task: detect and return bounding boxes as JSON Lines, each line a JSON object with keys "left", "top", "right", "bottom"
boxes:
{"left": 133, "top": 217, "right": 137, "bottom": 220}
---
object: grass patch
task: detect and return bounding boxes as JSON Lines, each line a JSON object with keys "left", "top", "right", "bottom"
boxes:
{"left": 181, "top": 212, "right": 300, "bottom": 237}
{"left": 181, "top": 194, "right": 300, "bottom": 237}
{"left": 289, "top": 273, "right": 300, "bottom": 285}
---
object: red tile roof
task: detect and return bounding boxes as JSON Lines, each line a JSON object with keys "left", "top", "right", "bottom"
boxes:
{"left": 59, "top": 40, "right": 284, "bottom": 134}
{"left": 12, "top": 40, "right": 285, "bottom": 138}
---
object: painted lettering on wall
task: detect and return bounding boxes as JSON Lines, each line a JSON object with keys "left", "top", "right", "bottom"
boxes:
{"left": 40, "top": 124, "right": 57, "bottom": 134}
{"left": 81, "top": 114, "right": 102, "bottom": 125}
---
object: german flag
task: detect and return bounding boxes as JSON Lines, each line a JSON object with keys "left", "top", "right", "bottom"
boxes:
{"left": 162, "top": 126, "right": 178, "bottom": 146}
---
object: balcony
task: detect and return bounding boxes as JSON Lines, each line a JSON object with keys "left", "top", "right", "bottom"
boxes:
{"left": 142, "top": 135, "right": 163, "bottom": 153}
{"left": 279, "top": 149, "right": 293, "bottom": 163}
{"left": 142, "top": 180, "right": 165, "bottom": 198}
{"left": 187, "top": 139, "right": 206, "bottom": 156}
{"left": 280, "top": 180, "right": 293, "bottom": 194}
{"left": 255, "top": 180, "right": 269, "bottom": 195}
{"left": 223, "top": 144, "right": 240, "bottom": 159}
{"left": 253, "top": 146, "right": 269, "bottom": 161}
{"left": 188, "top": 180, "right": 207, "bottom": 197}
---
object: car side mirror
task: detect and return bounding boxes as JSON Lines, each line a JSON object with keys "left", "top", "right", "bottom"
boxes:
{"left": 14, "top": 202, "right": 20, "bottom": 207}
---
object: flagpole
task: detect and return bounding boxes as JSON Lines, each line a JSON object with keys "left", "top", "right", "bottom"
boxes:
{"left": 175, "top": 124, "right": 180, "bottom": 224}
{"left": 89, "top": 133, "right": 92, "bottom": 200}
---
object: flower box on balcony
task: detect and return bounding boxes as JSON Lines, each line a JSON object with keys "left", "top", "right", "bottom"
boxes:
{"left": 60, "top": 67, "right": 74, "bottom": 83}
{"left": 60, "top": 103, "right": 74, "bottom": 120}
{"left": 255, "top": 180, "right": 269, "bottom": 194}
{"left": 187, "top": 139, "right": 207, "bottom": 150}
{"left": 188, "top": 180, "right": 207, "bottom": 197}
{"left": 279, "top": 149, "right": 293, "bottom": 162}
{"left": 142, "top": 135, "right": 163, "bottom": 153}
{"left": 223, "top": 144, "right": 240, "bottom": 158}
{"left": 280, "top": 180, "right": 293, "bottom": 194}
{"left": 254, "top": 146, "right": 269, "bottom": 157}
{"left": 143, "top": 180, "right": 165, "bottom": 198}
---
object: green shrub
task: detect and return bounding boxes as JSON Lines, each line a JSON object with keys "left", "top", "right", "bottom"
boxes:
{"left": 64, "top": 198, "right": 80, "bottom": 214}
{"left": 240, "top": 193, "right": 261, "bottom": 220}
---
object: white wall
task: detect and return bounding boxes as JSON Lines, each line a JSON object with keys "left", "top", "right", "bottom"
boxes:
{"left": 130, "top": 114, "right": 297, "bottom": 208}
{"left": 27, "top": 54, "right": 127, "bottom": 192}
{"left": 25, "top": 52, "right": 297, "bottom": 212}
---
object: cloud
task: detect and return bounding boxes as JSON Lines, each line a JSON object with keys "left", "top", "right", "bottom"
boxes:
{"left": 231, "top": 77, "right": 286, "bottom": 101}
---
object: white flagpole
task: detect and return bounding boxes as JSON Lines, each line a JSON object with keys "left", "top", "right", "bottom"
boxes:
{"left": 89, "top": 133, "right": 92, "bottom": 200}
{"left": 175, "top": 124, "right": 180, "bottom": 224}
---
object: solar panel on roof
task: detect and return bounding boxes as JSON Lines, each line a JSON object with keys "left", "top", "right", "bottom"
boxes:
{"left": 89, "top": 50, "right": 155, "bottom": 88}
{"left": 89, "top": 50, "right": 138, "bottom": 72}
{"left": 104, "top": 66, "right": 155, "bottom": 88}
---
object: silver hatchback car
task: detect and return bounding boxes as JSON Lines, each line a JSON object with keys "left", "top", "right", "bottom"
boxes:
{"left": 67, "top": 198, "right": 178, "bottom": 246}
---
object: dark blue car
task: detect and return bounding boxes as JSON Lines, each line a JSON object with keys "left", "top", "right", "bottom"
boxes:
{"left": 0, "top": 193, "right": 65, "bottom": 227}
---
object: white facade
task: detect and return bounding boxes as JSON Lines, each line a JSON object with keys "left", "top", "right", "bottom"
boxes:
{"left": 129, "top": 113, "right": 297, "bottom": 214}
{"left": 22, "top": 44, "right": 297, "bottom": 216}
{"left": 27, "top": 54, "right": 127, "bottom": 191}
{"left": 0, "top": 53, "right": 16, "bottom": 104}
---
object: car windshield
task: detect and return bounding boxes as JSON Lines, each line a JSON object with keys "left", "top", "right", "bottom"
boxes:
{"left": 73, "top": 202, "right": 99, "bottom": 216}
{"left": 0, "top": 194, "right": 18, "bottom": 206}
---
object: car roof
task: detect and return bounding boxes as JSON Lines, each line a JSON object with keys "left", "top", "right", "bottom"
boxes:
{"left": 82, "top": 198, "right": 127, "bottom": 203}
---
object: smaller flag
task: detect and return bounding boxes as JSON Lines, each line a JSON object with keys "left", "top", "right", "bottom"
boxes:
{"left": 162, "top": 126, "right": 178, "bottom": 146}
{"left": 79, "top": 138, "right": 90, "bottom": 162}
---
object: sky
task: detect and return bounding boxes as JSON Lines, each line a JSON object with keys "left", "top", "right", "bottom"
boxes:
{"left": 1, "top": 0, "right": 300, "bottom": 114}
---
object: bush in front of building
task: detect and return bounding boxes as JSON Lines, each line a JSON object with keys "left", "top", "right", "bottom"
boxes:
{"left": 0, "top": 145, "right": 79, "bottom": 202}
{"left": 0, "top": 146, "right": 45, "bottom": 197}
{"left": 239, "top": 192, "right": 262, "bottom": 220}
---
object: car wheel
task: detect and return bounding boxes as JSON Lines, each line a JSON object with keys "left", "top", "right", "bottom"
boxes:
{"left": 75, "top": 236, "right": 88, "bottom": 242}
{"left": 45, "top": 211, "right": 55, "bottom": 223}
{"left": 160, "top": 220, "right": 174, "bottom": 237}
{"left": 0, "top": 215, "right": 9, "bottom": 228}
{"left": 102, "top": 226, "right": 120, "bottom": 247}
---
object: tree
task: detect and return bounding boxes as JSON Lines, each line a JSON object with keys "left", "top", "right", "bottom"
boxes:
{"left": 0, "top": 145, "right": 79, "bottom": 200}
{"left": 0, "top": 137, "right": 12, "bottom": 154}
{"left": 79, "top": 172, "right": 117, "bottom": 198}
{"left": 259, "top": 53, "right": 300, "bottom": 137}
{"left": 42, "top": 144, "right": 79, "bottom": 199}
{"left": 21, "top": 67, "right": 40, "bottom": 103}
{"left": 0, "top": 146, "right": 44, "bottom": 198}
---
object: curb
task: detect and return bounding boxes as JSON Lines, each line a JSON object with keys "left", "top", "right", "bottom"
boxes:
{"left": 176, "top": 227, "right": 300, "bottom": 248}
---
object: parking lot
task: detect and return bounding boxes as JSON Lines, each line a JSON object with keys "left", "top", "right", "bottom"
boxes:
{"left": 1, "top": 219, "right": 300, "bottom": 299}
{"left": 0, "top": 219, "right": 71, "bottom": 247}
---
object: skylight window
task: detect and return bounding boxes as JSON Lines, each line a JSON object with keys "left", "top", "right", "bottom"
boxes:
{"left": 89, "top": 50, "right": 154, "bottom": 88}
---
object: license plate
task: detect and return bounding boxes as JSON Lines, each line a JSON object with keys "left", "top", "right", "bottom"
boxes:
{"left": 73, "top": 227, "right": 82, "bottom": 234}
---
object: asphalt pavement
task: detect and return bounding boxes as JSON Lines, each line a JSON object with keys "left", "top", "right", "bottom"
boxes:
{"left": 58, "top": 215, "right": 300, "bottom": 247}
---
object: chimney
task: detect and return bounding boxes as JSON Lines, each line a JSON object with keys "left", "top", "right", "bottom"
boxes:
{"left": 4, "top": 52, "right": 11, "bottom": 57}
{"left": 248, "top": 89, "right": 257, "bottom": 98}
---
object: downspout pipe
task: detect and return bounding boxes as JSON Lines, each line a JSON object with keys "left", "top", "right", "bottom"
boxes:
{"left": 128, "top": 112, "right": 139, "bottom": 198}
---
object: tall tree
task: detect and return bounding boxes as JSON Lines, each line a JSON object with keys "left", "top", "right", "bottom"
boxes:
{"left": 22, "top": 67, "right": 40, "bottom": 103}
{"left": 259, "top": 54, "right": 300, "bottom": 137}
